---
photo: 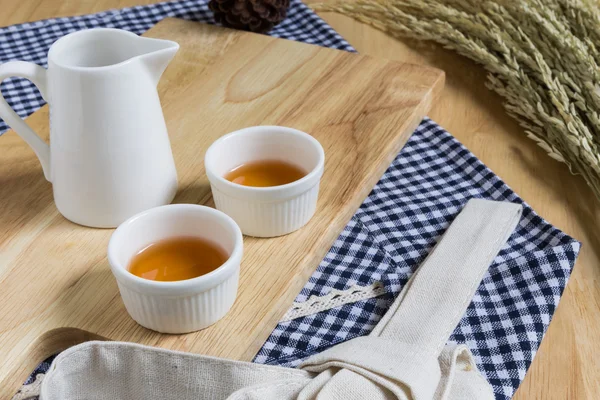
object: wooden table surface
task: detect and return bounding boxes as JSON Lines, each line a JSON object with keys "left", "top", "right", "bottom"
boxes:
{"left": 1, "top": 1, "right": 598, "bottom": 399}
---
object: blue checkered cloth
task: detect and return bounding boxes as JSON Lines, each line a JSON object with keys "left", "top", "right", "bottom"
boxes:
{"left": 254, "top": 118, "right": 580, "bottom": 400}
{"left": 1, "top": 1, "right": 579, "bottom": 400}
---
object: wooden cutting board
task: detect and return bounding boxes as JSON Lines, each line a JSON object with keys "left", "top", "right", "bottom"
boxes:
{"left": 0, "top": 17, "right": 443, "bottom": 397}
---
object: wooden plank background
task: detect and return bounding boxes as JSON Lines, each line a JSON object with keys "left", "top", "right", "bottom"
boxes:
{"left": 1, "top": 1, "right": 599, "bottom": 399}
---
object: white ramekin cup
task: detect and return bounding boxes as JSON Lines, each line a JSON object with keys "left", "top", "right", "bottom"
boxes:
{"left": 107, "top": 204, "right": 243, "bottom": 334}
{"left": 205, "top": 126, "right": 325, "bottom": 237}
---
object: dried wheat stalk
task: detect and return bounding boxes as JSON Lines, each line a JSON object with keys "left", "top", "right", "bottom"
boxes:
{"left": 310, "top": 0, "right": 600, "bottom": 199}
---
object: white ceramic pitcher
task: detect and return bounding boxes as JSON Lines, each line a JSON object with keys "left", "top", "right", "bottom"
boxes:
{"left": 0, "top": 29, "right": 179, "bottom": 228}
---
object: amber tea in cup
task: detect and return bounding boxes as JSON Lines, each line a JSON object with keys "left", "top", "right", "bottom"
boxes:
{"left": 205, "top": 126, "right": 325, "bottom": 237}
{"left": 128, "top": 236, "right": 228, "bottom": 282}
{"left": 224, "top": 159, "right": 306, "bottom": 187}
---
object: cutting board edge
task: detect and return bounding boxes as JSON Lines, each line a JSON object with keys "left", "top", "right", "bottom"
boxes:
{"left": 1, "top": 327, "right": 107, "bottom": 398}
{"left": 153, "top": 17, "right": 447, "bottom": 89}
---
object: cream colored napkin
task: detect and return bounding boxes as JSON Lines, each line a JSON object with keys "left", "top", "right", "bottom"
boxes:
{"left": 41, "top": 199, "right": 522, "bottom": 400}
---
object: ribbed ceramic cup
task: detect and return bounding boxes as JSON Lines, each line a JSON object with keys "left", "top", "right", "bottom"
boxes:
{"left": 107, "top": 204, "right": 243, "bottom": 334}
{"left": 205, "top": 126, "right": 325, "bottom": 237}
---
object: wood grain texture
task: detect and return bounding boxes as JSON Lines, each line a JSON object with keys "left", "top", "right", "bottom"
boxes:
{"left": 1, "top": 1, "right": 599, "bottom": 399}
{"left": 0, "top": 17, "right": 444, "bottom": 398}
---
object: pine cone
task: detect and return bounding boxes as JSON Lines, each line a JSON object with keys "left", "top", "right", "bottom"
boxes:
{"left": 209, "top": 0, "right": 290, "bottom": 33}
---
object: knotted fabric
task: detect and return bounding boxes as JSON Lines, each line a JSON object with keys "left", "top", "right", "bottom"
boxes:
{"left": 40, "top": 199, "right": 522, "bottom": 400}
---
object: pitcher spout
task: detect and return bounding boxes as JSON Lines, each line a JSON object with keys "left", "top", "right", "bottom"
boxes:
{"left": 137, "top": 37, "right": 179, "bottom": 85}
{"left": 48, "top": 29, "right": 179, "bottom": 76}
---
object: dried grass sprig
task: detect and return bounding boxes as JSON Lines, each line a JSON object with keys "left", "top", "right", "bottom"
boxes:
{"left": 311, "top": 0, "right": 600, "bottom": 199}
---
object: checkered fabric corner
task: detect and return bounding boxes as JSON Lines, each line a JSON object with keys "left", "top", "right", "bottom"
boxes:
{"left": 0, "top": 2, "right": 580, "bottom": 400}
{"left": 254, "top": 118, "right": 580, "bottom": 400}
{"left": 0, "top": 0, "right": 353, "bottom": 134}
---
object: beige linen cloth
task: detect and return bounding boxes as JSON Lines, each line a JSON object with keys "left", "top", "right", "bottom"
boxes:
{"left": 41, "top": 199, "right": 522, "bottom": 400}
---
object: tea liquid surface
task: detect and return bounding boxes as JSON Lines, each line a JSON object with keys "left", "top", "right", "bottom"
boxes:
{"left": 224, "top": 160, "right": 306, "bottom": 187}
{"left": 128, "top": 236, "right": 228, "bottom": 282}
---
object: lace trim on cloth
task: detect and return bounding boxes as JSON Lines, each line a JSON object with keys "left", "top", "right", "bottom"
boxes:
{"left": 11, "top": 374, "right": 44, "bottom": 400}
{"left": 281, "top": 282, "right": 386, "bottom": 322}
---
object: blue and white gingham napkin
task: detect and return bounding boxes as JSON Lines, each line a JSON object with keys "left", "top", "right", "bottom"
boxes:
{"left": 0, "top": 1, "right": 579, "bottom": 400}
{"left": 253, "top": 118, "right": 579, "bottom": 400}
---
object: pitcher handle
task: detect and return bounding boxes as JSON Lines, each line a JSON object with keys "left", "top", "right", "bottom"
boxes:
{"left": 0, "top": 61, "right": 51, "bottom": 181}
